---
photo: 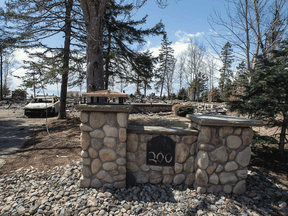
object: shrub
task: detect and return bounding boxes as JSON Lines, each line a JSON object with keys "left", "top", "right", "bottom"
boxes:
{"left": 176, "top": 105, "right": 195, "bottom": 117}
{"left": 177, "top": 88, "right": 189, "bottom": 100}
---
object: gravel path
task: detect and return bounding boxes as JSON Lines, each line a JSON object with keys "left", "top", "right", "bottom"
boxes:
{"left": 0, "top": 159, "right": 287, "bottom": 216}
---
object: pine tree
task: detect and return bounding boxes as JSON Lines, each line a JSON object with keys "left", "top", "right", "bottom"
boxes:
{"left": 156, "top": 34, "right": 175, "bottom": 98}
{"left": 230, "top": 40, "right": 288, "bottom": 155}
{"left": 103, "top": 0, "right": 164, "bottom": 90}
{"left": 219, "top": 42, "right": 234, "bottom": 100}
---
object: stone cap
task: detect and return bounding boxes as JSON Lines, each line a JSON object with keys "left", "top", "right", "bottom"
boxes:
{"left": 186, "top": 114, "right": 264, "bottom": 127}
{"left": 82, "top": 90, "right": 128, "bottom": 98}
{"left": 127, "top": 126, "right": 199, "bottom": 135}
{"left": 75, "top": 104, "right": 133, "bottom": 113}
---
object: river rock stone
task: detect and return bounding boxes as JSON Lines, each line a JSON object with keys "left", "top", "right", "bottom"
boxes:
{"left": 197, "top": 151, "right": 209, "bottom": 169}
{"left": 150, "top": 171, "right": 162, "bottom": 184}
{"left": 106, "top": 113, "right": 117, "bottom": 126}
{"left": 209, "top": 146, "right": 228, "bottom": 163}
{"left": 234, "top": 128, "right": 242, "bottom": 135}
{"left": 226, "top": 135, "right": 242, "bottom": 149}
{"left": 206, "top": 163, "right": 217, "bottom": 175}
{"left": 236, "top": 168, "right": 248, "bottom": 178}
{"left": 96, "top": 170, "right": 108, "bottom": 179}
{"left": 242, "top": 128, "right": 253, "bottom": 145}
{"left": 223, "top": 184, "right": 232, "bottom": 193}
{"left": 176, "top": 144, "right": 189, "bottom": 163}
{"left": 224, "top": 161, "right": 238, "bottom": 172}
{"left": 173, "top": 174, "right": 186, "bottom": 185}
{"left": 209, "top": 173, "right": 219, "bottom": 184}
{"left": 116, "top": 142, "right": 126, "bottom": 157}
{"left": 182, "top": 135, "right": 198, "bottom": 145}
{"left": 211, "top": 137, "right": 223, "bottom": 147}
{"left": 91, "top": 158, "right": 101, "bottom": 174}
{"left": 90, "top": 112, "right": 106, "bottom": 129}
{"left": 185, "top": 174, "right": 195, "bottom": 185}
{"left": 103, "top": 137, "right": 116, "bottom": 148}
{"left": 195, "top": 169, "right": 208, "bottom": 186}
{"left": 233, "top": 180, "right": 246, "bottom": 194}
{"left": 80, "top": 112, "right": 89, "bottom": 123}
{"left": 79, "top": 176, "right": 90, "bottom": 187}
{"left": 119, "top": 128, "right": 127, "bottom": 142}
{"left": 219, "top": 172, "right": 238, "bottom": 184}
{"left": 117, "top": 113, "right": 128, "bottom": 127}
{"left": 103, "top": 174, "right": 113, "bottom": 183}
{"left": 99, "top": 149, "right": 117, "bottom": 162}
{"left": 103, "top": 162, "right": 118, "bottom": 171}
{"left": 162, "top": 167, "right": 174, "bottom": 175}
{"left": 229, "top": 150, "right": 237, "bottom": 160}
{"left": 80, "top": 123, "right": 93, "bottom": 132}
{"left": 198, "top": 126, "right": 211, "bottom": 143}
{"left": 127, "top": 162, "right": 139, "bottom": 173}
{"left": 81, "top": 150, "right": 89, "bottom": 157}
{"left": 113, "top": 174, "right": 126, "bottom": 182}
{"left": 139, "top": 134, "right": 152, "bottom": 143}
{"left": 127, "top": 134, "right": 138, "bottom": 153}
{"left": 81, "top": 132, "right": 90, "bottom": 151}
{"left": 139, "top": 143, "right": 147, "bottom": 151}
{"left": 141, "top": 164, "right": 150, "bottom": 172}
{"left": 90, "top": 179, "right": 102, "bottom": 188}
{"left": 82, "top": 165, "right": 92, "bottom": 177}
{"left": 91, "top": 139, "right": 103, "bottom": 150}
{"left": 163, "top": 175, "right": 173, "bottom": 184}
{"left": 136, "top": 172, "right": 149, "bottom": 183}
{"left": 219, "top": 127, "right": 233, "bottom": 138}
{"left": 184, "top": 156, "right": 194, "bottom": 173}
{"left": 126, "top": 152, "right": 136, "bottom": 162}
{"left": 116, "top": 158, "right": 126, "bottom": 166}
{"left": 136, "top": 151, "right": 146, "bottom": 166}
{"left": 215, "top": 164, "right": 223, "bottom": 173}
{"left": 169, "top": 135, "right": 181, "bottom": 143}
{"left": 235, "top": 147, "right": 251, "bottom": 167}
{"left": 88, "top": 147, "right": 98, "bottom": 158}
{"left": 174, "top": 163, "right": 183, "bottom": 173}
{"left": 198, "top": 143, "right": 215, "bottom": 151}
{"left": 115, "top": 181, "right": 126, "bottom": 189}
{"left": 190, "top": 143, "right": 196, "bottom": 155}
{"left": 82, "top": 158, "right": 91, "bottom": 166}
{"left": 150, "top": 166, "right": 163, "bottom": 171}
{"left": 118, "top": 166, "right": 126, "bottom": 174}
{"left": 207, "top": 185, "right": 222, "bottom": 193}
{"left": 90, "top": 130, "right": 105, "bottom": 139}
{"left": 103, "top": 125, "right": 118, "bottom": 138}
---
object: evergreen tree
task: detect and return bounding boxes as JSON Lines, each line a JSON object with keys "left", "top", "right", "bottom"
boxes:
{"left": 188, "top": 71, "right": 208, "bottom": 101}
{"left": 156, "top": 34, "right": 175, "bottom": 98}
{"left": 230, "top": 40, "right": 288, "bottom": 155}
{"left": 219, "top": 42, "right": 234, "bottom": 100}
{"left": 103, "top": 0, "right": 164, "bottom": 89}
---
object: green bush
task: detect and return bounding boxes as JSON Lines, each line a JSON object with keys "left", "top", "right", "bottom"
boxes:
{"left": 176, "top": 106, "right": 194, "bottom": 117}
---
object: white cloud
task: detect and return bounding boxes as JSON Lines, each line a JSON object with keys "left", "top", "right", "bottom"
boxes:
{"left": 175, "top": 30, "right": 204, "bottom": 43}
{"left": 146, "top": 39, "right": 151, "bottom": 48}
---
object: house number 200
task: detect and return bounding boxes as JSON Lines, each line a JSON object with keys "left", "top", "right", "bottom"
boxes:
{"left": 148, "top": 151, "right": 173, "bottom": 164}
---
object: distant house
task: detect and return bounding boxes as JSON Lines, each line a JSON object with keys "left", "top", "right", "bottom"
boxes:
{"left": 67, "top": 91, "right": 82, "bottom": 97}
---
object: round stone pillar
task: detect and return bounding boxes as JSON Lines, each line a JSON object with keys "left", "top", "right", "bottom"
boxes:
{"left": 187, "top": 114, "right": 263, "bottom": 194}
{"left": 76, "top": 104, "right": 133, "bottom": 189}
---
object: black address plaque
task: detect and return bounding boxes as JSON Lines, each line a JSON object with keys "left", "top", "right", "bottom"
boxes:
{"left": 146, "top": 136, "right": 175, "bottom": 166}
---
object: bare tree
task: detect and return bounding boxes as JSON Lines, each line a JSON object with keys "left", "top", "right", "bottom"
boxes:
{"left": 209, "top": 0, "right": 288, "bottom": 75}
{"left": 176, "top": 52, "right": 186, "bottom": 92}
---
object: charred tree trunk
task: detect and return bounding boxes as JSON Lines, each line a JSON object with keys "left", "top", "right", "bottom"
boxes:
{"left": 59, "top": 0, "right": 73, "bottom": 119}
{"left": 80, "top": 0, "right": 107, "bottom": 102}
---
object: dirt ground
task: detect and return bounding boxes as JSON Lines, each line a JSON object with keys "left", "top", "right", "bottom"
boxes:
{"left": 0, "top": 109, "right": 287, "bottom": 186}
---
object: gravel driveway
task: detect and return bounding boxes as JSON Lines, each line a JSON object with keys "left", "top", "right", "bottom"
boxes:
{"left": 0, "top": 108, "right": 46, "bottom": 168}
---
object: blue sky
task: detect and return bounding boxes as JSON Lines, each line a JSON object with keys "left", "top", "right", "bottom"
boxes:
{"left": 3, "top": 0, "right": 228, "bottom": 96}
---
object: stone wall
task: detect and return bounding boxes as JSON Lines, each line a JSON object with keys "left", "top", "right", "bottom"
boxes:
{"left": 77, "top": 105, "right": 133, "bottom": 189}
{"left": 130, "top": 103, "right": 172, "bottom": 113}
{"left": 191, "top": 122, "right": 254, "bottom": 194}
{"left": 125, "top": 127, "right": 198, "bottom": 186}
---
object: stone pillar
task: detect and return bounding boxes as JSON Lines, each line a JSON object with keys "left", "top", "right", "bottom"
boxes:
{"left": 76, "top": 104, "right": 133, "bottom": 189}
{"left": 187, "top": 115, "right": 263, "bottom": 194}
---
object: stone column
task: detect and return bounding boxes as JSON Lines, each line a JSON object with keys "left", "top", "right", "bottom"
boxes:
{"left": 187, "top": 115, "right": 263, "bottom": 194}
{"left": 76, "top": 104, "right": 133, "bottom": 189}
